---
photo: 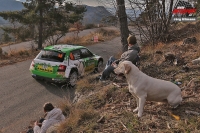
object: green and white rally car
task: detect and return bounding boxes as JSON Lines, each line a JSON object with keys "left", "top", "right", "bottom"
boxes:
{"left": 29, "top": 44, "right": 103, "bottom": 86}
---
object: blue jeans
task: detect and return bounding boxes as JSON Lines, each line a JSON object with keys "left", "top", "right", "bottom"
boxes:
{"left": 100, "top": 56, "right": 116, "bottom": 80}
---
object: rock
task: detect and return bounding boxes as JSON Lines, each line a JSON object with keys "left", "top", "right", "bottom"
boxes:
{"left": 182, "top": 65, "right": 189, "bottom": 72}
{"left": 173, "top": 55, "right": 185, "bottom": 66}
{"left": 192, "top": 57, "right": 200, "bottom": 65}
{"left": 185, "top": 110, "right": 200, "bottom": 115}
{"left": 164, "top": 52, "right": 176, "bottom": 63}
{"left": 155, "top": 51, "right": 163, "bottom": 54}
{"left": 182, "top": 37, "right": 197, "bottom": 45}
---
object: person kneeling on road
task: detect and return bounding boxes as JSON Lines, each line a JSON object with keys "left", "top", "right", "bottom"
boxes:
{"left": 100, "top": 35, "right": 140, "bottom": 81}
{"left": 33, "top": 102, "right": 65, "bottom": 133}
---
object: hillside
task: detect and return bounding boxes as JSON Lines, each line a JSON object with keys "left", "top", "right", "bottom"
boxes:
{"left": 83, "top": 6, "right": 113, "bottom": 24}
{"left": 0, "top": 0, "right": 23, "bottom": 25}
{"left": 55, "top": 22, "right": 200, "bottom": 133}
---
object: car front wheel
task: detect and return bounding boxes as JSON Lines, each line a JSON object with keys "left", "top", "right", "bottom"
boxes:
{"left": 68, "top": 70, "right": 78, "bottom": 87}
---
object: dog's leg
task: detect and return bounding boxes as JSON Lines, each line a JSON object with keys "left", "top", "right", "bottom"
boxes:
{"left": 138, "top": 96, "right": 146, "bottom": 117}
{"left": 133, "top": 106, "right": 138, "bottom": 112}
{"left": 131, "top": 93, "right": 139, "bottom": 113}
{"left": 133, "top": 97, "right": 139, "bottom": 113}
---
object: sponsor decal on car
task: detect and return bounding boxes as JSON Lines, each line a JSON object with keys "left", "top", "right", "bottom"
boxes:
{"left": 37, "top": 64, "right": 53, "bottom": 73}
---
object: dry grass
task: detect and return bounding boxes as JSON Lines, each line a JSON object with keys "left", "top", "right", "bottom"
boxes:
{"left": 58, "top": 108, "right": 100, "bottom": 133}
{"left": 55, "top": 31, "right": 200, "bottom": 132}
{"left": 0, "top": 48, "right": 39, "bottom": 67}
{"left": 2, "top": 23, "right": 200, "bottom": 132}
{"left": 59, "top": 28, "right": 120, "bottom": 46}
{"left": 62, "top": 80, "right": 200, "bottom": 132}
{"left": 168, "top": 21, "right": 200, "bottom": 42}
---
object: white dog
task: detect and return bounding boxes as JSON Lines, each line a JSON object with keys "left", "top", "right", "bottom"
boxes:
{"left": 114, "top": 61, "right": 182, "bottom": 117}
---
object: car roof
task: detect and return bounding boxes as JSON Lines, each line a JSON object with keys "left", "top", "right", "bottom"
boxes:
{"left": 44, "top": 44, "right": 85, "bottom": 53}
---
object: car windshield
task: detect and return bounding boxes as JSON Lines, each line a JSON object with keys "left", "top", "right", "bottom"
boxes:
{"left": 37, "top": 50, "right": 65, "bottom": 62}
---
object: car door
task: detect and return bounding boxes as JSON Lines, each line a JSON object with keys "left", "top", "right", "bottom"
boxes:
{"left": 69, "top": 49, "right": 85, "bottom": 76}
{"left": 79, "top": 48, "right": 96, "bottom": 72}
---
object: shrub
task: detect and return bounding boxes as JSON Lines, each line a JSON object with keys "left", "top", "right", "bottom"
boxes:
{"left": 0, "top": 47, "right": 3, "bottom": 56}
{"left": 58, "top": 108, "right": 100, "bottom": 133}
{"left": 19, "top": 50, "right": 30, "bottom": 56}
{"left": 2, "top": 33, "right": 11, "bottom": 43}
{"left": 84, "top": 24, "right": 96, "bottom": 29}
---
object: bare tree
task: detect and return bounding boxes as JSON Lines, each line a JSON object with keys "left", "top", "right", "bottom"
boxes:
{"left": 97, "top": 0, "right": 129, "bottom": 51}
{"left": 97, "top": 0, "right": 178, "bottom": 46}
{"left": 127, "top": 0, "right": 175, "bottom": 45}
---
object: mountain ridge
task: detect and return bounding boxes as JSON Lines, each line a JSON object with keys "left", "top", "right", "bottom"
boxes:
{"left": 0, "top": 1, "right": 113, "bottom": 25}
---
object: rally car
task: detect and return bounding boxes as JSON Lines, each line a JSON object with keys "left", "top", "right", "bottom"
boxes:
{"left": 29, "top": 44, "right": 103, "bottom": 86}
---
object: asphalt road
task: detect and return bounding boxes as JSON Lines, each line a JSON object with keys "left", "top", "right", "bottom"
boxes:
{"left": 1, "top": 27, "right": 118, "bottom": 54}
{"left": 0, "top": 37, "right": 122, "bottom": 133}
{"left": 1, "top": 26, "right": 142, "bottom": 55}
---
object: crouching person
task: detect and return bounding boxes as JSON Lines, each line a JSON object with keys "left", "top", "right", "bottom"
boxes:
{"left": 34, "top": 102, "right": 65, "bottom": 133}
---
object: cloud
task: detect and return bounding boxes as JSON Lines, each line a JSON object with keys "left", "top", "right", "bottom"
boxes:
{"left": 16, "top": 0, "right": 26, "bottom": 2}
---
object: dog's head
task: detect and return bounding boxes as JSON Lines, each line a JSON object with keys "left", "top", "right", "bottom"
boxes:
{"left": 114, "top": 61, "right": 132, "bottom": 75}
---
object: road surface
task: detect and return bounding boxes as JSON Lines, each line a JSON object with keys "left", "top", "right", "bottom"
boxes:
{"left": 1, "top": 26, "right": 142, "bottom": 55}
{"left": 1, "top": 27, "right": 118, "bottom": 54}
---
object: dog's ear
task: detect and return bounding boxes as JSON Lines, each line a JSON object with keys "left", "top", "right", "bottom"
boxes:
{"left": 124, "top": 64, "right": 131, "bottom": 74}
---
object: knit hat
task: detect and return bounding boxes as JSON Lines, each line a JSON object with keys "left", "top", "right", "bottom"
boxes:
{"left": 127, "top": 35, "right": 137, "bottom": 44}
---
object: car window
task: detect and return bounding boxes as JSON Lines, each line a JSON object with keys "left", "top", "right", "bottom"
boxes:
{"left": 80, "top": 48, "right": 93, "bottom": 58}
{"left": 70, "top": 49, "right": 81, "bottom": 60}
{"left": 37, "top": 50, "right": 65, "bottom": 62}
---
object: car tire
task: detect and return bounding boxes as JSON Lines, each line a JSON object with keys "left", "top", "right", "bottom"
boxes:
{"left": 68, "top": 70, "right": 78, "bottom": 87}
{"left": 96, "top": 60, "right": 104, "bottom": 72}
{"left": 32, "top": 75, "right": 40, "bottom": 81}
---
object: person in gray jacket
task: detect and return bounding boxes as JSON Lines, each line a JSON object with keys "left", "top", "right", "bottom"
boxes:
{"left": 33, "top": 102, "right": 65, "bottom": 133}
{"left": 100, "top": 35, "right": 140, "bottom": 81}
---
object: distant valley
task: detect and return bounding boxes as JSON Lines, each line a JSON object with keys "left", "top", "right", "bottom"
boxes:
{"left": 0, "top": 0, "right": 24, "bottom": 25}
{"left": 0, "top": 0, "right": 113, "bottom": 25}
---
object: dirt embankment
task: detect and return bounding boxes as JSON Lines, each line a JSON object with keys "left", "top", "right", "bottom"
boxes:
{"left": 53, "top": 23, "right": 200, "bottom": 133}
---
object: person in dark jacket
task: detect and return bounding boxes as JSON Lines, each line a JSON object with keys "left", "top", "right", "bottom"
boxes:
{"left": 100, "top": 35, "right": 140, "bottom": 81}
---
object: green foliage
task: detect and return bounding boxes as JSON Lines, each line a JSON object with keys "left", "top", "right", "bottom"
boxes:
{"left": 1, "top": 32, "right": 11, "bottom": 43}
{"left": 0, "top": 11, "right": 23, "bottom": 23}
{"left": 0, "top": 0, "right": 86, "bottom": 48}
{"left": 1, "top": 26, "right": 33, "bottom": 41}
{"left": 197, "top": 0, "right": 200, "bottom": 14}
{"left": 84, "top": 23, "right": 96, "bottom": 29}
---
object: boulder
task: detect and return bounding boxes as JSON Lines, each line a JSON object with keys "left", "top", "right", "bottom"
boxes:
{"left": 164, "top": 52, "right": 176, "bottom": 62}
{"left": 182, "top": 37, "right": 197, "bottom": 45}
{"left": 192, "top": 57, "right": 200, "bottom": 65}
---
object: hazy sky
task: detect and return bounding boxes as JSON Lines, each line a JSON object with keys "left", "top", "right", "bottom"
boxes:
{"left": 16, "top": 0, "right": 104, "bottom": 7}
{"left": 76, "top": 0, "right": 103, "bottom": 6}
